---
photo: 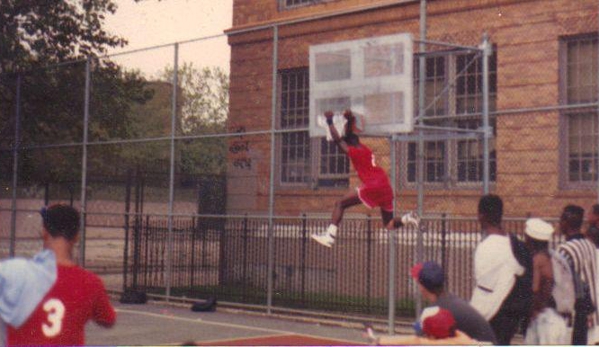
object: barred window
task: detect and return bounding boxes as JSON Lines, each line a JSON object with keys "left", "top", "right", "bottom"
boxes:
{"left": 560, "top": 35, "right": 599, "bottom": 188}
{"left": 407, "top": 49, "right": 497, "bottom": 186}
{"left": 280, "top": 69, "right": 310, "bottom": 184}
{"left": 562, "top": 35, "right": 599, "bottom": 186}
{"left": 279, "top": 68, "right": 348, "bottom": 187}
{"left": 278, "top": 0, "right": 332, "bottom": 10}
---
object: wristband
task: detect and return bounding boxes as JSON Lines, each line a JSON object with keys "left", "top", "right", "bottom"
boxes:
{"left": 326, "top": 118, "right": 333, "bottom": 125}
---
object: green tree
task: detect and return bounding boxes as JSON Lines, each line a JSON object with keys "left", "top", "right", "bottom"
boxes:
{"left": 0, "top": 0, "right": 153, "bottom": 184}
{"left": 159, "top": 63, "right": 229, "bottom": 175}
{"left": 0, "top": 0, "right": 127, "bottom": 73}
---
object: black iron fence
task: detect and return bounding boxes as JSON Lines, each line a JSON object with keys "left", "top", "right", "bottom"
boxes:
{"left": 123, "top": 214, "right": 561, "bottom": 318}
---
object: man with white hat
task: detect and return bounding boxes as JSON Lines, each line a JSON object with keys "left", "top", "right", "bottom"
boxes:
{"left": 523, "top": 218, "right": 569, "bottom": 345}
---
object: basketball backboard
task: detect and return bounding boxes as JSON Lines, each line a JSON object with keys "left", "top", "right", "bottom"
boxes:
{"left": 309, "top": 33, "right": 414, "bottom": 137}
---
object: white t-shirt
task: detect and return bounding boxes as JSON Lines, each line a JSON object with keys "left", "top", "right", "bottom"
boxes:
{"left": 470, "top": 234, "right": 524, "bottom": 320}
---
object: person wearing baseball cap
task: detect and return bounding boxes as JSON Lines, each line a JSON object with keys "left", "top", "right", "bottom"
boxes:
{"left": 410, "top": 261, "right": 497, "bottom": 344}
{"left": 368, "top": 306, "right": 481, "bottom": 345}
{"left": 523, "top": 218, "right": 569, "bottom": 345}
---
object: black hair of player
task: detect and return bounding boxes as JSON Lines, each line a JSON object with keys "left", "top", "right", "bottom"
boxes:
{"left": 478, "top": 194, "right": 503, "bottom": 226}
{"left": 41, "top": 204, "right": 80, "bottom": 241}
{"left": 588, "top": 226, "right": 599, "bottom": 247}
{"left": 561, "top": 204, "right": 584, "bottom": 231}
{"left": 342, "top": 111, "right": 360, "bottom": 146}
{"left": 343, "top": 132, "right": 360, "bottom": 146}
{"left": 525, "top": 235, "right": 549, "bottom": 253}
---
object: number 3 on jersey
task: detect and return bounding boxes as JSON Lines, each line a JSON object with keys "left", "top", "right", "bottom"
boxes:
{"left": 42, "top": 298, "right": 65, "bottom": 337}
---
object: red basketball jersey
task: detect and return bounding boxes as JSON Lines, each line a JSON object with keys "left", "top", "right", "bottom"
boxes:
{"left": 347, "top": 144, "right": 389, "bottom": 186}
{"left": 8, "top": 265, "right": 116, "bottom": 346}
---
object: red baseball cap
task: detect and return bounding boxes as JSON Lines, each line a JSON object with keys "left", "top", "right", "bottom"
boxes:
{"left": 420, "top": 306, "right": 456, "bottom": 339}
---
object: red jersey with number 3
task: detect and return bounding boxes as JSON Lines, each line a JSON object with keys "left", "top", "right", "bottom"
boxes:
{"left": 7, "top": 265, "right": 116, "bottom": 346}
{"left": 348, "top": 144, "right": 390, "bottom": 186}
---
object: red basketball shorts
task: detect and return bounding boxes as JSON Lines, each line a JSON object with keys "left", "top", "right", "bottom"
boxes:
{"left": 356, "top": 183, "right": 394, "bottom": 212}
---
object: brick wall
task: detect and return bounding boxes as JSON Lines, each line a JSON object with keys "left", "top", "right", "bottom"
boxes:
{"left": 226, "top": 0, "right": 599, "bottom": 218}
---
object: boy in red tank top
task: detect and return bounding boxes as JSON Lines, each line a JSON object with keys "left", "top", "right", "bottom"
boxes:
{"left": 7, "top": 204, "right": 116, "bottom": 346}
{"left": 311, "top": 110, "right": 420, "bottom": 247}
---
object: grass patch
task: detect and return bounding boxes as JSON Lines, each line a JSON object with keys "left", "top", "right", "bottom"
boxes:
{"left": 142, "top": 284, "right": 416, "bottom": 318}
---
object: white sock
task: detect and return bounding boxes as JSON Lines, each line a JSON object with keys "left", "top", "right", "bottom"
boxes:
{"left": 326, "top": 224, "right": 338, "bottom": 237}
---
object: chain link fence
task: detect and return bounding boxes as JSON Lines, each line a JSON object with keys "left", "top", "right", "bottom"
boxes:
{"left": 0, "top": 0, "right": 598, "bottom": 326}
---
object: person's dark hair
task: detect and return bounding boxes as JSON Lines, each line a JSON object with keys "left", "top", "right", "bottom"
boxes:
{"left": 587, "top": 226, "right": 599, "bottom": 247}
{"left": 41, "top": 204, "right": 80, "bottom": 241}
{"left": 478, "top": 194, "right": 503, "bottom": 226}
{"left": 525, "top": 235, "right": 549, "bottom": 253}
{"left": 428, "top": 285, "right": 445, "bottom": 296}
{"left": 342, "top": 109, "right": 360, "bottom": 146}
{"left": 561, "top": 204, "right": 584, "bottom": 231}
{"left": 592, "top": 204, "right": 599, "bottom": 216}
{"left": 343, "top": 132, "right": 360, "bottom": 146}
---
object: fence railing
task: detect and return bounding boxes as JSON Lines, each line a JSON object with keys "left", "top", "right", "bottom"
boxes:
{"left": 123, "top": 214, "right": 561, "bottom": 318}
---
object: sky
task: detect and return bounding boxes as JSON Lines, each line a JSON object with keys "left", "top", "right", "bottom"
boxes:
{"left": 103, "top": 0, "right": 234, "bottom": 78}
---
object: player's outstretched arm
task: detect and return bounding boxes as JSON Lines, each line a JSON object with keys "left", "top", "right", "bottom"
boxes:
{"left": 325, "top": 111, "right": 348, "bottom": 154}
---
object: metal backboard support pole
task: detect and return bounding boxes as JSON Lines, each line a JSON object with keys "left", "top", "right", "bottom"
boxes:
{"left": 415, "top": 0, "right": 427, "bottom": 320}
{"left": 482, "top": 34, "right": 491, "bottom": 195}
{"left": 166, "top": 43, "right": 179, "bottom": 301}
{"left": 388, "top": 135, "right": 397, "bottom": 333}
{"left": 79, "top": 57, "right": 91, "bottom": 267}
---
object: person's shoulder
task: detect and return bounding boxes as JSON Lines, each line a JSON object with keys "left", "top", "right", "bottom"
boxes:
{"left": 60, "top": 265, "right": 104, "bottom": 286}
{"left": 476, "top": 234, "right": 509, "bottom": 251}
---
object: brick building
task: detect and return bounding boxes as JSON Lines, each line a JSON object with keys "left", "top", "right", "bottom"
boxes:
{"left": 225, "top": 0, "right": 599, "bottom": 219}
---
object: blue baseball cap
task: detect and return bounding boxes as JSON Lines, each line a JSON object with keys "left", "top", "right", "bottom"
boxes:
{"left": 411, "top": 261, "right": 445, "bottom": 291}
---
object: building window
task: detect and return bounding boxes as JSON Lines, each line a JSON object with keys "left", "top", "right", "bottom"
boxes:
{"left": 406, "top": 49, "right": 497, "bottom": 186}
{"left": 279, "top": 68, "right": 348, "bottom": 187}
{"left": 563, "top": 35, "right": 599, "bottom": 186}
{"left": 278, "top": 0, "right": 331, "bottom": 11}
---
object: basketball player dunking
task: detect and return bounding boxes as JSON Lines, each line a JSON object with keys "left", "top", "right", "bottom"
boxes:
{"left": 311, "top": 109, "right": 420, "bottom": 247}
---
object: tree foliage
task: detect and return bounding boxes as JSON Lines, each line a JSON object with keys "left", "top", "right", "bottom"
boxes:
{"left": 0, "top": 0, "right": 154, "bottom": 184}
{"left": 159, "top": 63, "right": 229, "bottom": 175}
{"left": 0, "top": 0, "right": 127, "bottom": 73}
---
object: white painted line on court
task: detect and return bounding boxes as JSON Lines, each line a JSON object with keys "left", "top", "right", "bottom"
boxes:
{"left": 167, "top": 332, "right": 290, "bottom": 346}
{"left": 115, "top": 307, "right": 364, "bottom": 345}
{"left": 116, "top": 307, "right": 297, "bottom": 335}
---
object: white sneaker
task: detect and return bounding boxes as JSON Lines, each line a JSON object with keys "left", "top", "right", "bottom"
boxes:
{"left": 311, "top": 232, "right": 335, "bottom": 247}
{"left": 401, "top": 211, "right": 420, "bottom": 228}
{"left": 363, "top": 323, "right": 378, "bottom": 345}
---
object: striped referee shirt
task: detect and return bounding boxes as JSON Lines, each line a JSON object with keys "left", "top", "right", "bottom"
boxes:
{"left": 558, "top": 234, "right": 599, "bottom": 325}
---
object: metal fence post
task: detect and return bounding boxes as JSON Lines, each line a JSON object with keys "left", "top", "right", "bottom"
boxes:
{"left": 366, "top": 214, "right": 372, "bottom": 313}
{"left": 9, "top": 74, "right": 22, "bottom": 258}
{"left": 79, "top": 57, "right": 91, "bottom": 267}
{"left": 301, "top": 213, "right": 307, "bottom": 305}
{"left": 123, "top": 170, "right": 132, "bottom": 292}
{"left": 415, "top": 0, "right": 427, "bottom": 320}
{"left": 267, "top": 25, "right": 279, "bottom": 314}
{"left": 596, "top": 2, "right": 599, "bottom": 203}
{"left": 166, "top": 42, "right": 179, "bottom": 301}
{"left": 482, "top": 33, "right": 491, "bottom": 195}
{"left": 242, "top": 214, "right": 249, "bottom": 301}
{"left": 441, "top": 213, "right": 447, "bottom": 285}
{"left": 388, "top": 136, "right": 397, "bottom": 332}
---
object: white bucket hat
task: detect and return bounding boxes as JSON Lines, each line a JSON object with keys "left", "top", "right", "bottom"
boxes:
{"left": 525, "top": 218, "right": 554, "bottom": 241}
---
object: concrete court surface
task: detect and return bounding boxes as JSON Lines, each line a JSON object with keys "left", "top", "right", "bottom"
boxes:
{"left": 86, "top": 301, "right": 371, "bottom": 345}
